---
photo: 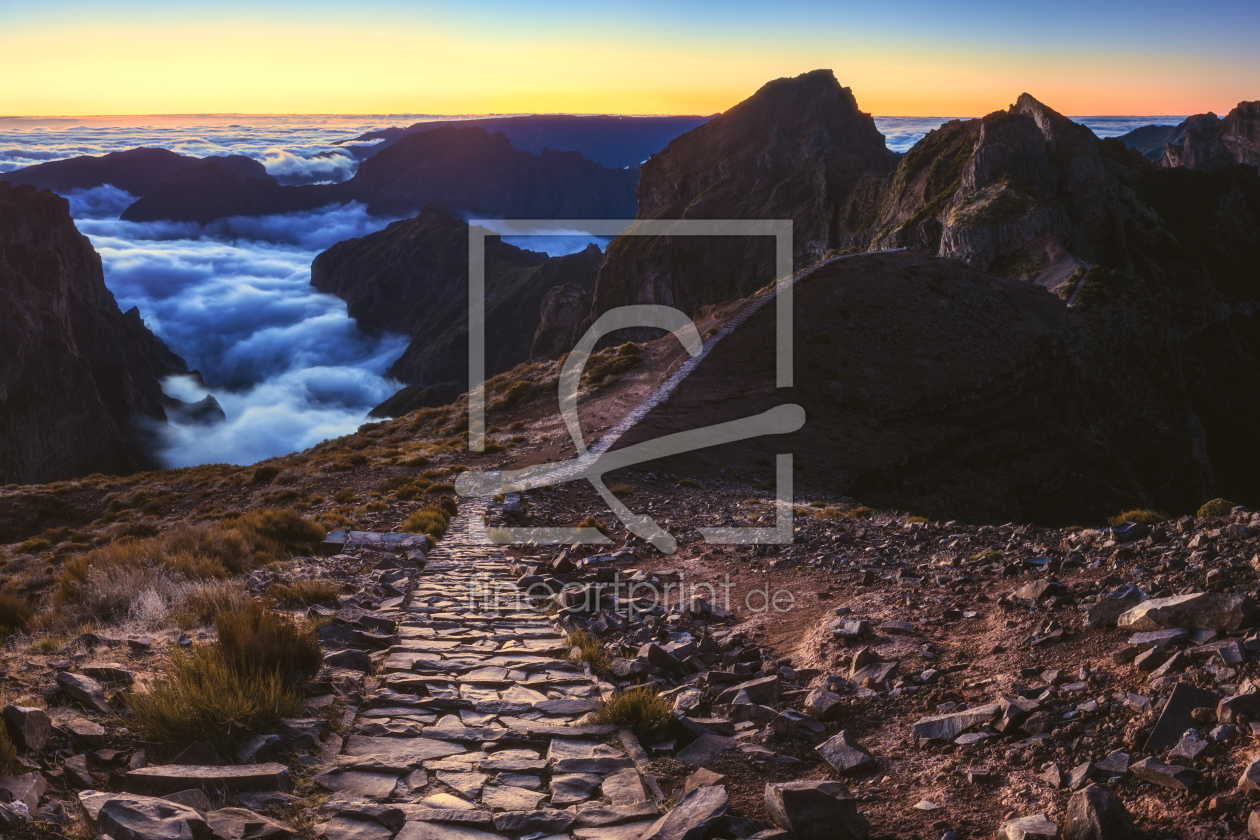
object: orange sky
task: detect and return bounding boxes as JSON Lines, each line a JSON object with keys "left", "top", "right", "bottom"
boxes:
{"left": 3, "top": 4, "right": 1256, "bottom": 117}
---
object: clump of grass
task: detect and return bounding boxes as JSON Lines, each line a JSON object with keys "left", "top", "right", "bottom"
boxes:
{"left": 584, "top": 343, "right": 641, "bottom": 384}
{"left": 28, "top": 634, "right": 64, "bottom": 654}
{"left": 845, "top": 506, "right": 875, "bottom": 519}
{"left": 592, "top": 686, "right": 673, "bottom": 737}
{"left": 577, "top": 516, "right": 609, "bottom": 537}
{"left": 608, "top": 484, "right": 634, "bottom": 497}
{"left": 1108, "top": 509, "right": 1166, "bottom": 527}
{"left": 906, "top": 515, "right": 929, "bottom": 524}
{"left": 425, "top": 482, "right": 456, "bottom": 495}
{"left": 0, "top": 588, "right": 34, "bottom": 636}
{"left": 127, "top": 643, "right": 305, "bottom": 757}
{"left": 813, "top": 507, "right": 844, "bottom": 521}
{"left": 402, "top": 501, "right": 456, "bottom": 540}
{"left": 332, "top": 488, "right": 356, "bottom": 504}
{"left": 566, "top": 629, "right": 610, "bottom": 673}
{"left": 17, "top": 538, "right": 52, "bottom": 555}
{"left": 53, "top": 509, "right": 324, "bottom": 626}
{"left": 250, "top": 465, "right": 282, "bottom": 486}
{"left": 1197, "top": 498, "right": 1236, "bottom": 519}
{"left": 266, "top": 579, "right": 342, "bottom": 607}
{"left": 175, "top": 581, "right": 250, "bottom": 628}
{"left": 0, "top": 726, "right": 23, "bottom": 775}
{"left": 215, "top": 600, "right": 322, "bottom": 684}
{"left": 678, "top": 479, "right": 701, "bottom": 489}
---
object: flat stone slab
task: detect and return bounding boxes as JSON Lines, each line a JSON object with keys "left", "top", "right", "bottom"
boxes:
{"left": 124, "top": 764, "right": 293, "bottom": 795}
{"left": 343, "top": 736, "right": 465, "bottom": 766}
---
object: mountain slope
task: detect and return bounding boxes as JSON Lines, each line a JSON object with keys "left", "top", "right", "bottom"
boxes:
{"left": 0, "top": 182, "right": 183, "bottom": 483}
{"left": 591, "top": 69, "right": 898, "bottom": 321}
{"left": 311, "top": 205, "right": 601, "bottom": 393}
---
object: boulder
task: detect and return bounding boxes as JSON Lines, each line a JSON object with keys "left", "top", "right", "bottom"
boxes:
{"left": 323, "top": 650, "right": 373, "bottom": 673}
{"left": 2, "top": 706, "right": 51, "bottom": 752}
{"left": 97, "top": 796, "right": 214, "bottom": 840}
{"left": 803, "top": 687, "right": 843, "bottom": 720}
{"left": 56, "top": 672, "right": 111, "bottom": 713}
{"left": 65, "top": 717, "right": 107, "bottom": 748}
{"left": 911, "top": 703, "right": 1000, "bottom": 745}
{"left": 1085, "top": 585, "right": 1145, "bottom": 629}
{"left": 642, "top": 784, "right": 729, "bottom": 840}
{"left": 765, "top": 780, "right": 869, "bottom": 840}
{"left": 816, "top": 731, "right": 874, "bottom": 774}
{"left": 1063, "top": 785, "right": 1134, "bottom": 840}
{"left": 1117, "top": 592, "right": 1255, "bottom": 632}
{"left": 0, "top": 772, "right": 46, "bottom": 813}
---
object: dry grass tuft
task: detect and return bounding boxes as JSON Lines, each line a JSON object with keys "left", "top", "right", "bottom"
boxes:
{"left": 1197, "top": 498, "right": 1235, "bottom": 519}
{"left": 215, "top": 600, "right": 322, "bottom": 684}
{"left": 592, "top": 686, "right": 672, "bottom": 737}
{"left": 565, "top": 629, "right": 610, "bottom": 673}
{"left": 0, "top": 587, "right": 34, "bottom": 636}
{"left": 127, "top": 643, "right": 305, "bottom": 756}
{"left": 266, "top": 578, "right": 342, "bottom": 607}
{"left": 1108, "top": 509, "right": 1166, "bottom": 527}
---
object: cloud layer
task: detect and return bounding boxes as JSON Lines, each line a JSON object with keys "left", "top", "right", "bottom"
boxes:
{"left": 74, "top": 197, "right": 409, "bottom": 467}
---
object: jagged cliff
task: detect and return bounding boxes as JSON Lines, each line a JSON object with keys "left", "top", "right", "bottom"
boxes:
{"left": 0, "top": 182, "right": 182, "bottom": 484}
{"left": 311, "top": 206, "right": 600, "bottom": 394}
{"left": 591, "top": 69, "right": 897, "bottom": 320}
{"left": 1117, "top": 103, "right": 1260, "bottom": 171}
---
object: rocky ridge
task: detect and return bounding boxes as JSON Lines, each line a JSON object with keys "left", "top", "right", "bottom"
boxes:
{"left": 0, "top": 181, "right": 183, "bottom": 484}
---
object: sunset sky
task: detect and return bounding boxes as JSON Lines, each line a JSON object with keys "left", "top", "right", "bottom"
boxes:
{"left": 3, "top": 0, "right": 1258, "bottom": 117}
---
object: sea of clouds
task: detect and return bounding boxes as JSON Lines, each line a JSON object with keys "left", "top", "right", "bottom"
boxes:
{"left": 70, "top": 189, "right": 410, "bottom": 467}
{"left": 0, "top": 112, "right": 1189, "bottom": 468}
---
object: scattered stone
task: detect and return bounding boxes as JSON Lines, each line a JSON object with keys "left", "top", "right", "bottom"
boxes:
{"left": 0, "top": 772, "right": 47, "bottom": 812}
{"left": 803, "top": 687, "right": 843, "bottom": 721}
{"left": 172, "top": 742, "right": 227, "bottom": 767}
{"left": 64, "top": 717, "right": 106, "bottom": 749}
{"left": 97, "top": 795, "right": 213, "bottom": 840}
{"left": 816, "top": 731, "right": 874, "bottom": 774}
{"left": 56, "top": 672, "right": 111, "bottom": 713}
{"left": 2, "top": 706, "right": 51, "bottom": 752}
{"left": 205, "top": 808, "right": 294, "bottom": 840}
{"left": 1129, "top": 756, "right": 1200, "bottom": 790}
{"left": 765, "top": 780, "right": 869, "bottom": 840}
{"left": 676, "top": 734, "right": 736, "bottom": 768}
{"left": 999, "top": 815, "right": 1059, "bottom": 840}
{"left": 911, "top": 704, "right": 1000, "bottom": 745}
{"left": 684, "top": 769, "right": 725, "bottom": 794}
{"left": 323, "top": 650, "right": 373, "bottom": 673}
{"left": 1118, "top": 592, "right": 1255, "bottom": 632}
{"left": 1063, "top": 785, "right": 1134, "bottom": 840}
{"left": 1085, "top": 585, "right": 1145, "bottom": 629}
{"left": 1145, "top": 682, "right": 1218, "bottom": 753}
{"left": 642, "top": 784, "right": 729, "bottom": 840}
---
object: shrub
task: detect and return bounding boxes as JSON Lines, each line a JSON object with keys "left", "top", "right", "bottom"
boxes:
{"left": 578, "top": 516, "right": 609, "bottom": 537}
{"left": 17, "top": 538, "right": 52, "bottom": 554}
{"left": 608, "top": 484, "right": 634, "bottom": 497}
{"left": 402, "top": 505, "right": 452, "bottom": 540}
{"left": 0, "top": 726, "right": 22, "bottom": 774}
{"left": 215, "top": 600, "right": 322, "bottom": 684}
{"left": 332, "top": 488, "right": 356, "bottom": 504}
{"left": 250, "top": 465, "right": 282, "bottom": 486}
{"left": 845, "top": 506, "right": 875, "bottom": 519}
{"left": 1197, "top": 498, "right": 1235, "bottom": 519}
{"left": 566, "top": 629, "right": 609, "bottom": 673}
{"left": 584, "top": 343, "right": 641, "bottom": 384}
{"left": 592, "top": 686, "right": 672, "bottom": 737}
{"left": 175, "top": 581, "right": 250, "bottom": 627}
{"left": 128, "top": 644, "right": 305, "bottom": 756}
{"left": 678, "top": 479, "right": 701, "bottom": 489}
{"left": 1108, "top": 509, "right": 1166, "bottom": 527}
{"left": 266, "top": 578, "right": 342, "bottom": 607}
{"left": 425, "top": 482, "right": 455, "bottom": 495}
{"left": 0, "top": 588, "right": 34, "bottom": 636}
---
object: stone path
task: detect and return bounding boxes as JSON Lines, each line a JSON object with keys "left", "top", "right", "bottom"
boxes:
{"left": 318, "top": 500, "right": 665, "bottom": 840}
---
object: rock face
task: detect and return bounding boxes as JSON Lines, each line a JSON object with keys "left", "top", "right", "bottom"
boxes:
{"left": 121, "top": 126, "right": 637, "bottom": 224}
{"left": 591, "top": 69, "right": 897, "bottom": 322}
{"left": 311, "top": 205, "right": 601, "bottom": 390}
{"left": 0, "top": 182, "right": 180, "bottom": 484}
{"left": 1158, "top": 102, "right": 1260, "bottom": 171}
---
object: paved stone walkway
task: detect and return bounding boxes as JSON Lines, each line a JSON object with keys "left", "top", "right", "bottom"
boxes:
{"left": 318, "top": 500, "right": 664, "bottom": 840}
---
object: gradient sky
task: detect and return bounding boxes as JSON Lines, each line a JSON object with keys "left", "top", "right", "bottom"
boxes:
{"left": 3, "top": 0, "right": 1258, "bottom": 117}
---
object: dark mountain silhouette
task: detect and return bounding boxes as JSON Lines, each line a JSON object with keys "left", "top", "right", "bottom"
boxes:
{"left": 310, "top": 205, "right": 601, "bottom": 398}
{"left": 120, "top": 126, "right": 638, "bottom": 224}
{"left": 346, "top": 114, "right": 712, "bottom": 169}
{"left": 0, "top": 182, "right": 184, "bottom": 483}
{"left": 5, "top": 148, "right": 264, "bottom": 198}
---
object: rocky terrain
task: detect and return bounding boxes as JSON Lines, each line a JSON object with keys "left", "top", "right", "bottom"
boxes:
{"left": 1117, "top": 103, "right": 1260, "bottom": 171}
{"left": 2, "top": 147, "right": 259, "bottom": 197}
{"left": 0, "top": 182, "right": 184, "bottom": 484}
{"left": 310, "top": 205, "right": 603, "bottom": 393}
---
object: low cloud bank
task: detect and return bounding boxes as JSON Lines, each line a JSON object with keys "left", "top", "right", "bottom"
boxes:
{"left": 75, "top": 200, "right": 409, "bottom": 467}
